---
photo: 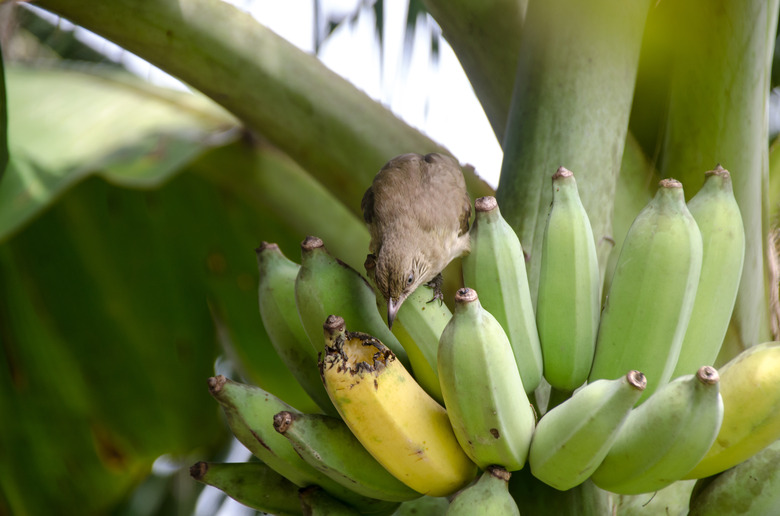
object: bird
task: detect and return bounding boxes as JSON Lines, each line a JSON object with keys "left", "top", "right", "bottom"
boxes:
{"left": 361, "top": 152, "right": 472, "bottom": 328}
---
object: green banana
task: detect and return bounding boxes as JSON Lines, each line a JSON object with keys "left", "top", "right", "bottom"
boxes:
{"left": 684, "top": 341, "right": 780, "bottom": 479}
{"left": 591, "top": 366, "right": 723, "bottom": 494}
{"left": 688, "top": 438, "right": 780, "bottom": 516}
{"left": 391, "top": 284, "right": 452, "bottom": 403}
{"left": 437, "top": 287, "right": 536, "bottom": 471}
{"left": 672, "top": 166, "right": 745, "bottom": 378}
{"left": 207, "top": 375, "right": 399, "bottom": 515}
{"left": 298, "top": 486, "right": 363, "bottom": 516}
{"left": 295, "top": 236, "right": 410, "bottom": 370}
{"left": 528, "top": 370, "right": 647, "bottom": 490}
{"left": 273, "top": 410, "right": 423, "bottom": 502}
{"left": 589, "top": 179, "right": 703, "bottom": 403}
{"left": 393, "top": 496, "right": 449, "bottom": 515}
{"left": 446, "top": 466, "right": 520, "bottom": 516}
{"left": 536, "top": 167, "right": 601, "bottom": 392}
{"left": 190, "top": 461, "right": 302, "bottom": 516}
{"left": 256, "top": 242, "right": 336, "bottom": 416}
{"left": 461, "top": 196, "right": 543, "bottom": 393}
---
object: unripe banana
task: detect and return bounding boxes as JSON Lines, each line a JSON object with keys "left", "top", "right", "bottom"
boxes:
{"left": 295, "top": 236, "right": 410, "bottom": 369}
{"left": 256, "top": 242, "right": 336, "bottom": 416}
{"left": 528, "top": 371, "right": 647, "bottom": 490}
{"left": 393, "top": 496, "right": 449, "bottom": 515}
{"left": 446, "top": 466, "right": 520, "bottom": 516}
{"left": 688, "top": 438, "right": 780, "bottom": 516}
{"left": 438, "top": 287, "right": 535, "bottom": 471}
{"left": 320, "top": 315, "right": 478, "bottom": 497}
{"left": 684, "top": 341, "right": 780, "bottom": 479}
{"left": 591, "top": 366, "right": 723, "bottom": 494}
{"left": 589, "top": 179, "right": 702, "bottom": 403}
{"left": 536, "top": 168, "right": 601, "bottom": 392}
{"left": 672, "top": 166, "right": 745, "bottom": 378}
{"left": 190, "top": 461, "right": 302, "bottom": 516}
{"left": 207, "top": 376, "right": 399, "bottom": 515}
{"left": 299, "top": 486, "right": 363, "bottom": 516}
{"left": 461, "top": 196, "right": 543, "bottom": 393}
{"left": 273, "top": 411, "right": 423, "bottom": 502}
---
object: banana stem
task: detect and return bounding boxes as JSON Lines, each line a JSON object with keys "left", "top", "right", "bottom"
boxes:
{"left": 33, "top": 0, "right": 493, "bottom": 210}
{"left": 496, "top": 0, "right": 652, "bottom": 302}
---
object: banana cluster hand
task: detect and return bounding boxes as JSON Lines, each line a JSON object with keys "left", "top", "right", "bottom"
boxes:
{"left": 193, "top": 164, "right": 780, "bottom": 514}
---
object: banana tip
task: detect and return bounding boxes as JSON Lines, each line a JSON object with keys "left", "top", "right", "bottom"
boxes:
{"left": 301, "top": 235, "right": 324, "bottom": 250}
{"left": 696, "top": 365, "right": 720, "bottom": 385}
{"left": 553, "top": 166, "right": 573, "bottom": 180}
{"left": 455, "top": 287, "right": 478, "bottom": 303}
{"left": 189, "top": 461, "right": 208, "bottom": 480}
{"left": 207, "top": 375, "right": 227, "bottom": 395}
{"left": 626, "top": 370, "right": 647, "bottom": 391}
{"left": 273, "top": 411, "right": 294, "bottom": 433}
{"left": 475, "top": 196, "right": 498, "bottom": 212}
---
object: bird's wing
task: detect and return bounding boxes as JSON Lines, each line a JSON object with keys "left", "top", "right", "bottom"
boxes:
{"left": 361, "top": 185, "right": 375, "bottom": 224}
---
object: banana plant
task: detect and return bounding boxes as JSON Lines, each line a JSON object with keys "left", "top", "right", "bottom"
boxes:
{"left": 1, "top": 0, "right": 779, "bottom": 513}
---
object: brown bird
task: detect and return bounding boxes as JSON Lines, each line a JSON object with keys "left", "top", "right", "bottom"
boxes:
{"left": 361, "top": 153, "right": 472, "bottom": 328}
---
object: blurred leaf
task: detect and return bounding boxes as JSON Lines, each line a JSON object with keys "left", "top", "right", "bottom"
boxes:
{"left": 0, "top": 64, "right": 237, "bottom": 242}
{"left": 0, "top": 44, "right": 7, "bottom": 183}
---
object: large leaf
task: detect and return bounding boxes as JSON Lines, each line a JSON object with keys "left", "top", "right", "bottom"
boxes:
{"left": 0, "top": 64, "right": 237, "bottom": 242}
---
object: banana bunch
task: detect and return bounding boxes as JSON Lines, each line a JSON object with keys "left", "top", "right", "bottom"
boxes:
{"left": 194, "top": 165, "right": 780, "bottom": 514}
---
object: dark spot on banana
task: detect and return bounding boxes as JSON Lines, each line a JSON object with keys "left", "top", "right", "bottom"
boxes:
{"left": 490, "top": 428, "right": 500, "bottom": 439}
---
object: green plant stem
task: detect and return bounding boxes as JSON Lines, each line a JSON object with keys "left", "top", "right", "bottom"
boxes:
{"left": 421, "top": 0, "right": 526, "bottom": 142}
{"left": 657, "top": 0, "right": 780, "bottom": 357}
{"left": 34, "top": 0, "right": 493, "bottom": 209}
{"left": 496, "top": 0, "right": 652, "bottom": 302}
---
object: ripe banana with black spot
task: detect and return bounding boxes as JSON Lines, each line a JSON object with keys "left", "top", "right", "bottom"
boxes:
{"left": 446, "top": 466, "right": 520, "bottom": 516}
{"left": 295, "top": 236, "right": 410, "bottom": 369}
{"left": 256, "top": 242, "right": 336, "bottom": 416}
{"left": 273, "top": 410, "right": 423, "bottom": 502}
{"left": 688, "top": 437, "right": 780, "bottom": 516}
{"left": 190, "top": 461, "right": 302, "bottom": 516}
{"left": 536, "top": 167, "right": 601, "bottom": 392}
{"left": 589, "top": 179, "right": 702, "bottom": 403}
{"left": 684, "top": 341, "right": 780, "bottom": 479}
{"left": 461, "top": 196, "right": 543, "bottom": 393}
{"left": 528, "top": 371, "right": 647, "bottom": 490}
{"left": 591, "top": 366, "right": 723, "bottom": 494}
{"left": 437, "top": 287, "right": 535, "bottom": 471}
{"left": 672, "top": 166, "right": 745, "bottom": 378}
{"left": 207, "top": 376, "right": 399, "bottom": 515}
{"left": 319, "top": 315, "right": 477, "bottom": 497}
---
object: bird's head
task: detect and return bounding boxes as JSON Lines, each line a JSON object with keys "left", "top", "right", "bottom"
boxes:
{"left": 367, "top": 249, "right": 429, "bottom": 328}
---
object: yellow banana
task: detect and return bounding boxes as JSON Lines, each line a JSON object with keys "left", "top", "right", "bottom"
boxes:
{"left": 672, "top": 166, "right": 745, "bottom": 377}
{"left": 319, "top": 315, "right": 477, "bottom": 497}
{"left": 589, "top": 179, "right": 702, "bottom": 403}
{"left": 684, "top": 341, "right": 780, "bottom": 479}
{"left": 536, "top": 167, "right": 601, "bottom": 392}
{"left": 461, "top": 195, "right": 543, "bottom": 393}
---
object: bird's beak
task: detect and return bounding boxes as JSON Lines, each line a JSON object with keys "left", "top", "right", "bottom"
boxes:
{"left": 387, "top": 298, "right": 401, "bottom": 329}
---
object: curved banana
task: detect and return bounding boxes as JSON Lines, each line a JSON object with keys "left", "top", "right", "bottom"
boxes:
{"left": 207, "top": 376, "right": 399, "bottom": 515}
{"left": 672, "top": 166, "right": 745, "bottom": 378}
{"left": 591, "top": 366, "right": 723, "bottom": 494}
{"left": 688, "top": 438, "right": 780, "bottom": 515}
{"left": 299, "top": 486, "right": 363, "bottom": 516}
{"left": 447, "top": 466, "right": 520, "bottom": 516}
{"left": 319, "top": 315, "right": 477, "bottom": 497}
{"left": 589, "top": 179, "right": 702, "bottom": 403}
{"left": 273, "top": 410, "right": 423, "bottom": 502}
{"left": 256, "top": 242, "right": 336, "bottom": 416}
{"left": 536, "top": 167, "right": 601, "bottom": 392}
{"left": 190, "top": 461, "right": 301, "bottom": 516}
{"left": 461, "top": 196, "right": 543, "bottom": 393}
{"left": 437, "top": 287, "right": 535, "bottom": 471}
{"left": 295, "top": 236, "right": 410, "bottom": 369}
{"left": 528, "top": 371, "right": 647, "bottom": 490}
{"left": 684, "top": 341, "right": 780, "bottom": 479}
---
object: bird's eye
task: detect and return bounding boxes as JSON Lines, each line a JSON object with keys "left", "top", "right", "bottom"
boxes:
{"left": 407, "top": 273, "right": 414, "bottom": 285}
